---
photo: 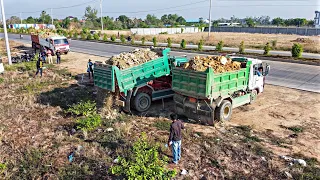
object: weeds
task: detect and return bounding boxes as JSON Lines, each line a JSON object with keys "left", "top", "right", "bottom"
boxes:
{"left": 263, "top": 42, "right": 271, "bottom": 55}
{"left": 103, "top": 34, "right": 108, "bottom": 41}
{"left": 76, "top": 114, "right": 101, "bottom": 131}
{"left": 239, "top": 41, "right": 245, "bottom": 54}
{"left": 93, "top": 33, "right": 100, "bottom": 41}
{"left": 216, "top": 40, "right": 224, "bottom": 51}
{"left": 0, "top": 163, "right": 6, "bottom": 173}
{"left": 288, "top": 126, "right": 304, "bottom": 133}
{"left": 271, "top": 40, "right": 277, "bottom": 49}
{"left": 153, "top": 37, "right": 157, "bottom": 47}
{"left": 111, "top": 35, "right": 116, "bottom": 42}
{"left": 110, "top": 133, "right": 176, "bottom": 179}
{"left": 141, "top": 37, "right": 146, "bottom": 45}
{"left": 87, "top": 34, "right": 93, "bottom": 40}
{"left": 0, "top": 77, "right": 4, "bottom": 84}
{"left": 58, "top": 164, "right": 94, "bottom": 179}
{"left": 292, "top": 43, "right": 303, "bottom": 58}
{"left": 66, "top": 100, "right": 97, "bottom": 116}
{"left": 153, "top": 120, "right": 171, "bottom": 131}
{"left": 120, "top": 35, "right": 125, "bottom": 43}
{"left": 181, "top": 39, "right": 186, "bottom": 49}
{"left": 167, "top": 37, "right": 172, "bottom": 48}
{"left": 4, "top": 61, "right": 35, "bottom": 72}
{"left": 198, "top": 39, "right": 204, "bottom": 51}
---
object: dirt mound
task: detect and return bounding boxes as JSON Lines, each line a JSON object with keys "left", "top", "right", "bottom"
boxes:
{"left": 291, "top": 38, "right": 314, "bottom": 44}
{"left": 183, "top": 56, "right": 241, "bottom": 72}
{"left": 106, "top": 48, "right": 159, "bottom": 69}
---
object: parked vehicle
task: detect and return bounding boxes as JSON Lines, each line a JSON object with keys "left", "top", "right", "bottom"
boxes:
{"left": 94, "top": 48, "right": 188, "bottom": 112}
{"left": 172, "top": 56, "right": 270, "bottom": 125}
{"left": 31, "top": 34, "right": 70, "bottom": 55}
{"left": 0, "top": 56, "right": 4, "bottom": 74}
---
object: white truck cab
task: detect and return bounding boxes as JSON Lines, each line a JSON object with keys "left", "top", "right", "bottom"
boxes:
{"left": 247, "top": 58, "right": 270, "bottom": 94}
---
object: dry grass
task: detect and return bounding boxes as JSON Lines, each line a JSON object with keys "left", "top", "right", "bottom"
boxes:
{"left": 135, "top": 32, "right": 320, "bottom": 53}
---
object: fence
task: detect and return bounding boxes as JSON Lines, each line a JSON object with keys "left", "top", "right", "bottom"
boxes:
{"left": 130, "top": 27, "right": 200, "bottom": 35}
{"left": 204, "top": 27, "right": 320, "bottom": 36}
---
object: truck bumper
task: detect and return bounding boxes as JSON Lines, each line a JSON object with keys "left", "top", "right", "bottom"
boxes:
{"left": 173, "top": 94, "right": 215, "bottom": 125}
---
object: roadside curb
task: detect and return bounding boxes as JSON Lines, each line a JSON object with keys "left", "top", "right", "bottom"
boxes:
{"left": 74, "top": 39, "right": 319, "bottom": 66}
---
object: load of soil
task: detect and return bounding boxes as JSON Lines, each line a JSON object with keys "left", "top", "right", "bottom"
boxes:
{"left": 183, "top": 56, "right": 241, "bottom": 73}
{"left": 105, "top": 48, "right": 159, "bottom": 69}
{"left": 31, "top": 31, "right": 60, "bottom": 38}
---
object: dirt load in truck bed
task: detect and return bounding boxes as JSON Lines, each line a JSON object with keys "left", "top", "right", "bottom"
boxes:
{"left": 105, "top": 48, "right": 159, "bottom": 69}
{"left": 183, "top": 55, "right": 241, "bottom": 72}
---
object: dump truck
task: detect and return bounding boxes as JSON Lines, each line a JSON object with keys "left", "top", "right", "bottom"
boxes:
{"left": 31, "top": 34, "right": 70, "bottom": 55}
{"left": 94, "top": 48, "right": 188, "bottom": 112}
{"left": 172, "top": 57, "right": 270, "bottom": 125}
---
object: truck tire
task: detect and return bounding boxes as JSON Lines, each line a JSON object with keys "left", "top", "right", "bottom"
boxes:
{"left": 133, "top": 93, "right": 151, "bottom": 112}
{"left": 250, "top": 89, "right": 258, "bottom": 104}
{"left": 216, "top": 100, "right": 232, "bottom": 121}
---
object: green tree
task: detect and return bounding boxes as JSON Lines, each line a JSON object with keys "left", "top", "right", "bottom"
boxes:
{"left": 62, "top": 17, "right": 71, "bottom": 29}
{"left": 39, "top": 11, "right": 51, "bottom": 24}
{"left": 110, "top": 133, "right": 176, "bottom": 179}
{"left": 25, "top": 16, "right": 36, "bottom": 24}
{"left": 176, "top": 16, "right": 186, "bottom": 25}
{"left": 245, "top": 17, "right": 255, "bottom": 27}
{"left": 6, "top": 16, "right": 20, "bottom": 24}
{"left": 272, "top": 17, "right": 284, "bottom": 27}
{"left": 84, "top": 6, "right": 98, "bottom": 21}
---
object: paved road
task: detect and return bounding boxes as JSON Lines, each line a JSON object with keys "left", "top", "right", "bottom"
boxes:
{"left": 2, "top": 34, "right": 320, "bottom": 93}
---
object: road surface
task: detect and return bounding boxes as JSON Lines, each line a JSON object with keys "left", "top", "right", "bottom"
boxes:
{"left": 2, "top": 33, "right": 320, "bottom": 93}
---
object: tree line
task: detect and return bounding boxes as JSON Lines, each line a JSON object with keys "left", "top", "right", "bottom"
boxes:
{"left": 4, "top": 6, "right": 315, "bottom": 30}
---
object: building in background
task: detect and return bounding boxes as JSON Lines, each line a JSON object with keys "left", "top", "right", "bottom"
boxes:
{"left": 8, "top": 24, "right": 55, "bottom": 29}
{"left": 315, "top": 11, "right": 320, "bottom": 28}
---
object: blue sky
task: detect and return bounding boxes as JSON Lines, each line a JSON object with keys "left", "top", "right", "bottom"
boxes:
{"left": 2, "top": 0, "right": 319, "bottom": 20}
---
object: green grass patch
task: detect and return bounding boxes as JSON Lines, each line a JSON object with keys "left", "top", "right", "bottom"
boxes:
{"left": 153, "top": 120, "right": 171, "bottom": 131}
{"left": 18, "top": 80, "right": 58, "bottom": 94}
{"left": 288, "top": 126, "right": 304, "bottom": 133}
{"left": 54, "top": 68, "right": 72, "bottom": 78}
{"left": 243, "top": 135, "right": 262, "bottom": 143}
{"left": 66, "top": 100, "right": 97, "bottom": 116}
{"left": 0, "top": 77, "right": 4, "bottom": 84}
{"left": 4, "top": 62, "right": 36, "bottom": 72}
{"left": 76, "top": 114, "right": 101, "bottom": 131}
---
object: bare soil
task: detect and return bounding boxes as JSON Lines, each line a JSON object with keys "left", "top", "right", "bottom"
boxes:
{"left": 0, "top": 42, "right": 319, "bottom": 179}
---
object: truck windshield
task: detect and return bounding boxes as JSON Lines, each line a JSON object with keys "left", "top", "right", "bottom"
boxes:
{"left": 54, "top": 39, "right": 68, "bottom": 45}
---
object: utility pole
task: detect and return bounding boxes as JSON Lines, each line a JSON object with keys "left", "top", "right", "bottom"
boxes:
{"left": 0, "top": 0, "right": 12, "bottom": 65}
{"left": 208, "top": 0, "right": 212, "bottom": 38}
{"left": 100, "top": 0, "right": 103, "bottom": 31}
{"left": 51, "top": 8, "right": 53, "bottom": 25}
{"left": 20, "top": 12, "right": 22, "bottom": 24}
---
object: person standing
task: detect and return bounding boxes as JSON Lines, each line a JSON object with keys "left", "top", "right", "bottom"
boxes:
{"left": 47, "top": 49, "right": 53, "bottom": 64}
{"left": 87, "top": 59, "right": 94, "bottom": 79}
{"left": 168, "top": 114, "right": 184, "bottom": 165}
{"left": 56, "top": 50, "right": 61, "bottom": 64}
{"left": 34, "top": 58, "right": 43, "bottom": 77}
{"left": 41, "top": 49, "right": 46, "bottom": 63}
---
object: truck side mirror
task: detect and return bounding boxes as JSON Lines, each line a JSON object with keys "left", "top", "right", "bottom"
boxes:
{"left": 265, "top": 65, "right": 270, "bottom": 76}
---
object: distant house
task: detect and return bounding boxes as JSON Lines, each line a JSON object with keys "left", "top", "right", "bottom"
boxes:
{"left": 315, "top": 11, "right": 320, "bottom": 28}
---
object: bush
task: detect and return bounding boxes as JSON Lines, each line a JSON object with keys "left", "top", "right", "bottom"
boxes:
{"left": 167, "top": 38, "right": 172, "bottom": 48}
{"left": 131, "top": 38, "right": 135, "bottom": 45}
{"left": 63, "top": 31, "right": 68, "bottom": 37}
{"left": 76, "top": 114, "right": 101, "bottom": 131}
{"left": 239, "top": 41, "right": 245, "bottom": 54}
{"left": 86, "top": 34, "right": 93, "bottom": 40}
{"left": 271, "top": 40, "right": 277, "bottom": 50}
{"left": 103, "top": 34, "right": 108, "bottom": 41}
{"left": 98, "top": 31, "right": 101, "bottom": 37}
{"left": 81, "top": 32, "right": 86, "bottom": 40}
{"left": 291, "top": 43, "right": 303, "bottom": 58}
{"left": 180, "top": 39, "right": 186, "bottom": 49}
{"left": 181, "top": 28, "right": 184, "bottom": 33}
{"left": 73, "top": 32, "right": 78, "bottom": 39}
{"left": 82, "top": 28, "right": 89, "bottom": 34}
{"left": 120, "top": 35, "right": 125, "bottom": 43}
{"left": 110, "top": 133, "right": 176, "bottom": 179}
{"left": 93, "top": 33, "right": 100, "bottom": 41}
{"left": 198, "top": 39, "right": 204, "bottom": 51}
{"left": 159, "top": 32, "right": 168, "bottom": 34}
{"left": 68, "top": 31, "right": 73, "bottom": 38}
{"left": 263, "top": 42, "right": 271, "bottom": 55}
{"left": 141, "top": 37, "right": 146, "bottom": 45}
{"left": 66, "top": 100, "right": 96, "bottom": 116}
{"left": 216, "top": 40, "right": 224, "bottom": 52}
{"left": 111, "top": 35, "right": 116, "bottom": 42}
{"left": 152, "top": 37, "right": 157, "bottom": 47}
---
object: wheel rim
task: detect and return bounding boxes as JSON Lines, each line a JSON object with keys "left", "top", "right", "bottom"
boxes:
{"left": 223, "top": 106, "right": 230, "bottom": 119}
{"left": 139, "top": 96, "right": 149, "bottom": 110}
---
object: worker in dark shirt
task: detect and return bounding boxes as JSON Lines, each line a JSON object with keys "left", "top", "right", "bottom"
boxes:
{"left": 34, "top": 57, "right": 43, "bottom": 77}
{"left": 56, "top": 50, "right": 61, "bottom": 64}
{"left": 168, "top": 113, "right": 185, "bottom": 164}
{"left": 87, "top": 59, "right": 94, "bottom": 79}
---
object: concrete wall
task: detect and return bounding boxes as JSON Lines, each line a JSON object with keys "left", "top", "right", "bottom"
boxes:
{"left": 204, "top": 27, "right": 320, "bottom": 36}
{"left": 131, "top": 27, "right": 200, "bottom": 35}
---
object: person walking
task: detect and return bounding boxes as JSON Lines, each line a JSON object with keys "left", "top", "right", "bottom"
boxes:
{"left": 56, "top": 50, "right": 61, "bottom": 64}
{"left": 41, "top": 49, "right": 46, "bottom": 63}
{"left": 47, "top": 49, "right": 53, "bottom": 64}
{"left": 168, "top": 113, "right": 185, "bottom": 165}
{"left": 87, "top": 59, "right": 94, "bottom": 80}
{"left": 34, "top": 57, "right": 43, "bottom": 77}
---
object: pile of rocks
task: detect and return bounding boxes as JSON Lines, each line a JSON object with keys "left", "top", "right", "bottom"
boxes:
{"left": 106, "top": 48, "right": 159, "bottom": 69}
{"left": 183, "top": 56, "right": 242, "bottom": 73}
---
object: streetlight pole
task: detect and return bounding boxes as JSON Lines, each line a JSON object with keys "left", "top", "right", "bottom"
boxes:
{"left": 208, "top": 0, "right": 212, "bottom": 38}
{"left": 0, "top": 0, "right": 12, "bottom": 65}
{"left": 100, "top": 0, "right": 103, "bottom": 31}
{"left": 20, "top": 12, "right": 22, "bottom": 24}
{"left": 51, "top": 8, "right": 53, "bottom": 25}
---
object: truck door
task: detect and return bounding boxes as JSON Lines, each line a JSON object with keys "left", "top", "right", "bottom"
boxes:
{"left": 252, "top": 64, "right": 264, "bottom": 93}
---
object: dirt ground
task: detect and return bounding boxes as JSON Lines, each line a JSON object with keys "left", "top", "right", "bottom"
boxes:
{"left": 0, "top": 41, "right": 319, "bottom": 179}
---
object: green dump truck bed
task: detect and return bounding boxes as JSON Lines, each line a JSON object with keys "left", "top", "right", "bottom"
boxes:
{"left": 172, "top": 59, "right": 252, "bottom": 100}
{"left": 94, "top": 48, "right": 187, "bottom": 95}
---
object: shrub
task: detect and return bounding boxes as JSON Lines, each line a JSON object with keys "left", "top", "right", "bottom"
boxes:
{"left": 93, "top": 33, "right": 100, "bottom": 41}
{"left": 271, "top": 40, "right": 277, "bottom": 50}
{"left": 159, "top": 32, "right": 168, "bottom": 34}
{"left": 0, "top": 78, "right": 4, "bottom": 84}
{"left": 110, "top": 133, "right": 176, "bottom": 179}
{"left": 291, "top": 43, "right": 303, "bottom": 58}
{"left": 86, "top": 34, "right": 93, "bottom": 40}
{"left": 152, "top": 37, "right": 157, "bottom": 47}
{"left": 120, "top": 35, "right": 125, "bottom": 43}
{"left": 103, "top": 34, "right": 108, "bottom": 41}
{"left": 263, "top": 42, "right": 271, "bottom": 55}
{"left": 63, "top": 31, "right": 68, "bottom": 37}
{"left": 216, "top": 40, "right": 224, "bottom": 52}
{"left": 68, "top": 31, "right": 73, "bottom": 38}
{"left": 180, "top": 39, "right": 186, "bottom": 49}
{"left": 76, "top": 114, "right": 101, "bottom": 131}
{"left": 111, "top": 35, "right": 116, "bottom": 42}
{"left": 98, "top": 31, "right": 101, "bottom": 37}
{"left": 181, "top": 28, "right": 184, "bottom": 33}
{"left": 167, "top": 38, "right": 172, "bottom": 48}
{"left": 131, "top": 38, "right": 135, "bottom": 45}
{"left": 73, "top": 32, "right": 78, "bottom": 39}
{"left": 82, "top": 28, "right": 89, "bottom": 34}
{"left": 239, "top": 41, "right": 245, "bottom": 54}
{"left": 81, "top": 32, "right": 86, "bottom": 40}
{"left": 66, "top": 100, "right": 96, "bottom": 116}
{"left": 141, "top": 37, "right": 146, "bottom": 45}
{"left": 198, "top": 39, "right": 204, "bottom": 51}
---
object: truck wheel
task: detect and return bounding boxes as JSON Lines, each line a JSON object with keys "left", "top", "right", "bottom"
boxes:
{"left": 250, "top": 89, "right": 258, "bottom": 104}
{"left": 216, "top": 100, "right": 232, "bottom": 121}
{"left": 134, "top": 93, "right": 151, "bottom": 112}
